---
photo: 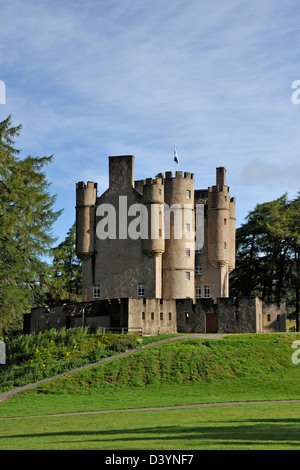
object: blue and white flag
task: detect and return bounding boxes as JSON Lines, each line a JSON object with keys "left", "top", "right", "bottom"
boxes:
{"left": 174, "top": 141, "right": 179, "bottom": 164}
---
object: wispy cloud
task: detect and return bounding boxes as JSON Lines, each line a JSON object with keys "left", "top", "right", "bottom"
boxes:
{"left": 1, "top": 0, "right": 300, "bottom": 239}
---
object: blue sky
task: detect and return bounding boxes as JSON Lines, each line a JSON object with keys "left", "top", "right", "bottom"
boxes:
{"left": 1, "top": 0, "right": 300, "bottom": 247}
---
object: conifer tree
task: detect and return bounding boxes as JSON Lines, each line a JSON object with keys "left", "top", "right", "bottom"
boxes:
{"left": 0, "top": 116, "right": 62, "bottom": 333}
{"left": 230, "top": 193, "right": 300, "bottom": 330}
{"left": 45, "top": 223, "right": 82, "bottom": 305}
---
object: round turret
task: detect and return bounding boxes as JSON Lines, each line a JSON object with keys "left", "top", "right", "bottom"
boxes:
{"left": 229, "top": 197, "right": 236, "bottom": 272}
{"left": 207, "top": 168, "right": 230, "bottom": 269}
{"left": 76, "top": 181, "right": 97, "bottom": 258}
{"left": 142, "top": 177, "right": 165, "bottom": 256}
{"left": 162, "top": 171, "right": 195, "bottom": 299}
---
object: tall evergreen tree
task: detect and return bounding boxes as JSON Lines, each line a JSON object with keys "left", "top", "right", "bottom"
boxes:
{"left": 0, "top": 116, "right": 62, "bottom": 333}
{"left": 45, "top": 223, "right": 82, "bottom": 305}
{"left": 230, "top": 193, "right": 300, "bottom": 330}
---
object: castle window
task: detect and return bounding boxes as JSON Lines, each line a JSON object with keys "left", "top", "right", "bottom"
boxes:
{"left": 224, "top": 196, "right": 227, "bottom": 201}
{"left": 93, "top": 285, "right": 100, "bottom": 299}
{"left": 224, "top": 242, "right": 227, "bottom": 249}
{"left": 160, "top": 312, "right": 163, "bottom": 320}
{"left": 186, "top": 190, "right": 191, "bottom": 199}
{"left": 185, "top": 248, "right": 190, "bottom": 256}
{"left": 137, "top": 283, "right": 144, "bottom": 297}
{"left": 142, "top": 312, "right": 145, "bottom": 320}
{"left": 224, "top": 218, "right": 227, "bottom": 225}
{"left": 195, "top": 264, "right": 202, "bottom": 275}
{"left": 204, "top": 285, "right": 210, "bottom": 298}
{"left": 185, "top": 223, "right": 191, "bottom": 232}
{"left": 185, "top": 272, "right": 190, "bottom": 280}
{"left": 158, "top": 189, "right": 161, "bottom": 195}
{"left": 151, "top": 312, "right": 154, "bottom": 320}
{"left": 195, "top": 286, "right": 201, "bottom": 298}
{"left": 169, "top": 312, "right": 172, "bottom": 320}
{"left": 267, "top": 314, "right": 271, "bottom": 321}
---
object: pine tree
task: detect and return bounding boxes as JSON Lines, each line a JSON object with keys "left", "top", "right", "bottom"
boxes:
{"left": 45, "top": 223, "right": 82, "bottom": 305}
{"left": 0, "top": 116, "right": 62, "bottom": 333}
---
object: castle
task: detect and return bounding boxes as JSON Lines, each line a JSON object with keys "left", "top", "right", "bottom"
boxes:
{"left": 76, "top": 155, "right": 236, "bottom": 303}
{"left": 24, "top": 155, "right": 286, "bottom": 335}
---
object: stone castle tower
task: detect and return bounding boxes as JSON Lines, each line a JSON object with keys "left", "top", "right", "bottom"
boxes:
{"left": 76, "top": 155, "right": 236, "bottom": 302}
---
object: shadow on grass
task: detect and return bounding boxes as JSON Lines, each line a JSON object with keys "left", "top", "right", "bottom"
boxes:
{"left": 1, "top": 419, "right": 300, "bottom": 448}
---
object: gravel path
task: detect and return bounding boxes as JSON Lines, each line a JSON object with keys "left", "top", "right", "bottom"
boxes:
{"left": 0, "top": 334, "right": 225, "bottom": 403}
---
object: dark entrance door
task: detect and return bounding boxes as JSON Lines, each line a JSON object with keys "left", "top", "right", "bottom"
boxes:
{"left": 206, "top": 313, "right": 218, "bottom": 333}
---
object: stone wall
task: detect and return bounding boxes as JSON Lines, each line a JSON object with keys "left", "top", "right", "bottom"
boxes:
{"left": 24, "top": 296, "right": 286, "bottom": 335}
{"left": 262, "top": 301, "right": 286, "bottom": 332}
{"left": 176, "top": 297, "right": 286, "bottom": 334}
{"left": 128, "top": 298, "right": 177, "bottom": 335}
{"left": 25, "top": 299, "right": 129, "bottom": 334}
{"left": 28, "top": 305, "right": 68, "bottom": 333}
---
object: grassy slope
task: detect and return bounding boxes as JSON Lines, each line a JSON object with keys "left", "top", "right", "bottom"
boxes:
{"left": 1, "top": 332, "right": 300, "bottom": 418}
{"left": 1, "top": 332, "right": 300, "bottom": 450}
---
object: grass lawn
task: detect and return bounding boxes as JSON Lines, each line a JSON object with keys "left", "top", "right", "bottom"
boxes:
{"left": 1, "top": 332, "right": 300, "bottom": 450}
{"left": 0, "top": 402, "right": 299, "bottom": 450}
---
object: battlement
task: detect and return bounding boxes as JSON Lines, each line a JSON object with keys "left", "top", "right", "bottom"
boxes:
{"left": 208, "top": 185, "right": 230, "bottom": 193}
{"left": 76, "top": 181, "right": 97, "bottom": 190}
{"left": 164, "top": 171, "right": 194, "bottom": 180}
{"left": 76, "top": 181, "right": 97, "bottom": 207}
{"left": 144, "top": 176, "right": 164, "bottom": 186}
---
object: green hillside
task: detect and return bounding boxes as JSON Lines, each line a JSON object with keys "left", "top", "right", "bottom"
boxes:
{"left": 1, "top": 329, "right": 300, "bottom": 419}
{"left": 32, "top": 332, "right": 300, "bottom": 401}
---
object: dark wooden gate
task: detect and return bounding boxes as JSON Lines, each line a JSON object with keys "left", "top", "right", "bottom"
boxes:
{"left": 206, "top": 313, "right": 218, "bottom": 333}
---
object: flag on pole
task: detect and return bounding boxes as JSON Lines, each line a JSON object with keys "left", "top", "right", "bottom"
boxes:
{"left": 174, "top": 141, "right": 179, "bottom": 164}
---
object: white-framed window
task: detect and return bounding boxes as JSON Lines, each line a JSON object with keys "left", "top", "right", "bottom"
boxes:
{"left": 195, "top": 243, "right": 202, "bottom": 254}
{"left": 204, "top": 285, "right": 210, "bottom": 298}
{"left": 137, "top": 283, "right": 145, "bottom": 297}
{"left": 185, "top": 223, "right": 191, "bottom": 232}
{"left": 185, "top": 271, "right": 190, "bottom": 280}
{"left": 93, "top": 285, "right": 100, "bottom": 299}
{"left": 186, "top": 189, "right": 191, "bottom": 199}
{"left": 195, "top": 264, "right": 202, "bottom": 275}
{"left": 185, "top": 248, "right": 190, "bottom": 257}
{"left": 195, "top": 286, "right": 201, "bottom": 299}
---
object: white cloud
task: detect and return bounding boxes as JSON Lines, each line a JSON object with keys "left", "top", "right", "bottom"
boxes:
{"left": 1, "top": 0, "right": 300, "bottom": 240}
